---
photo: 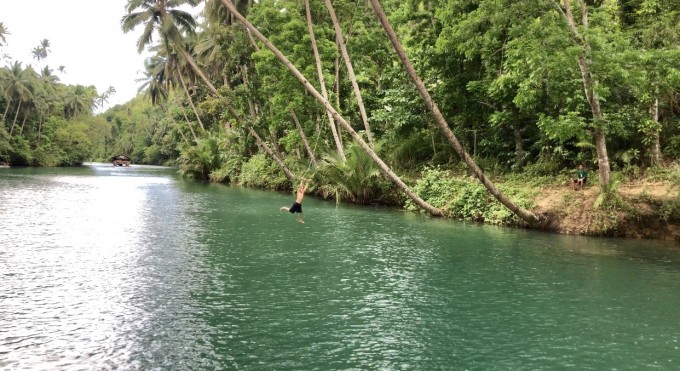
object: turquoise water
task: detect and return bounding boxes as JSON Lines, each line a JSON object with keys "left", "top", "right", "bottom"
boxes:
{"left": 1, "top": 164, "right": 680, "bottom": 369}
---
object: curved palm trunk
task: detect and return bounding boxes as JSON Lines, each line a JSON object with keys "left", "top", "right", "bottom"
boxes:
{"left": 304, "top": 0, "right": 345, "bottom": 161}
{"left": 9, "top": 100, "right": 21, "bottom": 138}
{"left": 290, "top": 109, "right": 317, "bottom": 165}
{"left": 178, "top": 72, "right": 206, "bottom": 133}
{"left": 179, "top": 103, "right": 199, "bottom": 142}
{"left": 324, "top": 0, "right": 375, "bottom": 148}
{"left": 2, "top": 98, "right": 11, "bottom": 123}
{"left": 176, "top": 44, "right": 294, "bottom": 180}
{"left": 218, "top": 0, "right": 443, "bottom": 216}
{"left": 368, "top": 0, "right": 538, "bottom": 223}
{"left": 247, "top": 126, "right": 295, "bottom": 182}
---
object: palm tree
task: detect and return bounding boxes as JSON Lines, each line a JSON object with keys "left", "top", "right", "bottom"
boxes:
{"left": 31, "top": 39, "right": 51, "bottom": 62}
{"left": 122, "top": 0, "right": 217, "bottom": 97}
{"left": 3, "top": 62, "right": 34, "bottom": 138}
{"left": 97, "top": 86, "right": 116, "bottom": 109}
{"left": 0, "top": 22, "right": 10, "bottom": 47}
{"left": 63, "top": 85, "right": 96, "bottom": 118}
{"left": 324, "top": 0, "right": 375, "bottom": 149}
{"left": 162, "top": 46, "right": 206, "bottom": 133}
{"left": 304, "top": 0, "right": 345, "bottom": 161}
{"left": 217, "top": 0, "right": 443, "bottom": 216}
{"left": 368, "top": 0, "right": 538, "bottom": 223}
{"left": 135, "top": 56, "right": 169, "bottom": 107}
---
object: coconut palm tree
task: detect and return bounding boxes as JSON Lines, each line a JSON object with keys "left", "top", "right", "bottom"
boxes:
{"left": 304, "top": 0, "right": 345, "bottom": 161}
{"left": 31, "top": 39, "right": 51, "bottom": 62}
{"left": 3, "top": 62, "right": 35, "bottom": 138}
{"left": 368, "top": 0, "right": 538, "bottom": 223}
{"left": 324, "top": 0, "right": 375, "bottom": 149}
{"left": 136, "top": 56, "right": 170, "bottom": 106}
{"left": 122, "top": 0, "right": 217, "bottom": 97}
{"left": 97, "top": 86, "right": 116, "bottom": 109}
{"left": 0, "top": 22, "right": 9, "bottom": 47}
{"left": 63, "top": 85, "right": 96, "bottom": 119}
{"left": 217, "top": 0, "right": 443, "bottom": 216}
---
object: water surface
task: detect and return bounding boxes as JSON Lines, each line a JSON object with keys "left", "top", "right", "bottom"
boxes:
{"left": 1, "top": 164, "right": 680, "bottom": 369}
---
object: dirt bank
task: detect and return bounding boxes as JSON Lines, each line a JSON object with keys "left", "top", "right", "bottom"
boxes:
{"left": 532, "top": 180, "right": 680, "bottom": 240}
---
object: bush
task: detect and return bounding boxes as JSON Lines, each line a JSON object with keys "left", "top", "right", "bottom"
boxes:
{"left": 239, "top": 153, "right": 288, "bottom": 190}
{"left": 406, "top": 166, "right": 528, "bottom": 225}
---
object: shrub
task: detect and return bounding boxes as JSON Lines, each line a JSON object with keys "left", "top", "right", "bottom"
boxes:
{"left": 406, "top": 166, "right": 529, "bottom": 225}
{"left": 239, "top": 153, "right": 288, "bottom": 190}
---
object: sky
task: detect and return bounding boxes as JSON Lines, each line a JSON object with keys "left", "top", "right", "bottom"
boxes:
{"left": 1, "top": 1, "right": 200, "bottom": 112}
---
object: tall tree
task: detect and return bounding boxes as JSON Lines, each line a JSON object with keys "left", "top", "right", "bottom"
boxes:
{"left": 551, "top": 0, "right": 612, "bottom": 190}
{"left": 368, "top": 0, "right": 538, "bottom": 223}
{"left": 324, "top": 0, "right": 375, "bottom": 148}
{"left": 305, "top": 0, "right": 345, "bottom": 160}
{"left": 122, "top": 0, "right": 216, "bottom": 97}
{"left": 218, "top": 0, "right": 444, "bottom": 216}
{"left": 3, "top": 62, "right": 34, "bottom": 137}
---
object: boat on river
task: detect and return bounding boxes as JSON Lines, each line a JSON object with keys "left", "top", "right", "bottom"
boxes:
{"left": 111, "top": 155, "right": 131, "bottom": 166}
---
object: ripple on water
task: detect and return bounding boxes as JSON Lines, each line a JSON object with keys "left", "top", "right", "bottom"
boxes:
{"left": 2, "top": 167, "right": 680, "bottom": 370}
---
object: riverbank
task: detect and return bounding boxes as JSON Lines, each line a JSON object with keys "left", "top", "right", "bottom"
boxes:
{"left": 533, "top": 178, "right": 680, "bottom": 240}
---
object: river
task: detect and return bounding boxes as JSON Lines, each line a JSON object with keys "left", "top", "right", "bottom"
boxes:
{"left": 1, "top": 163, "right": 679, "bottom": 370}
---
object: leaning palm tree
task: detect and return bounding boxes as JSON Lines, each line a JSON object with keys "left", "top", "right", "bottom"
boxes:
{"left": 324, "top": 0, "right": 375, "bottom": 149}
{"left": 122, "top": 0, "right": 216, "bottom": 97}
{"left": 304, "top": 0, "right": 345, "bottom": 161}
{"left": 368, "top": 0, "right": 538, "bottom": 224}
{"left": 124, "top": 0, "right": 296, "bottom": 182}
{"left": 3, "top": 62, "right": 35, "bottom": 137}
{"left": 135, "top": 56, "right": 169, "bottom": 107}
{"left": 217, "top": 0, "right": 443, "bottom": 216}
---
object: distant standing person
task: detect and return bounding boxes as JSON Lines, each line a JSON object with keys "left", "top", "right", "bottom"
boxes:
{"left": 574, "top": 164, "right": 587, "bottom": 191}
{"left": 280, "top": 177, "right": 311, "bottom": 223}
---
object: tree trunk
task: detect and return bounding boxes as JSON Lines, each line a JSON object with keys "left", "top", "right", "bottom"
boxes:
{"left": 178, "top": 47, "right": 220, "bottom": 97}
{"left": 218, "top": 0, "right": 443, "bottom": 216}
{"left": 177, "top": 97, "right": 199, "bottom": 141}
{"left": 368, "top": 0, "right": 538, "bottom": 223}
{"left": 325, "top": 0, "right": 376, "bottom": 148}
{"left": 248, "top": 126, "right": 296, "bottom": 182}
{"left": 558, "top": 0, "right": 611, "bottom": 189}
{"left": 2, "top": 98, "right": 11, "bottom": 123}
{"left": 19, "top": 115, "right": 27, "bottom": 135}
{"left": 512, "top": 105, "right": 524, "bottom": 164}
{"left": 176, "top": 41, "right": 296, "bottom": 180}
{"left": 178, "top": 72, "right": 206, "bottom": 133}
{"left": 290, "top": 109, "right": 317, "bottom": 165}
{"left": 9, "top": 100, "right": 21, "bottom": 138}
{"left": 304, "top": 0, "right": 345, "bottom": 161}
{"left": 650, "top": 97, "right": 662, "bottom": 166}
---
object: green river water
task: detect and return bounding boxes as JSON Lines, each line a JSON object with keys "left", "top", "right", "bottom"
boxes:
{"left": 1, "top": 164, "right": 680, "bottom": 370}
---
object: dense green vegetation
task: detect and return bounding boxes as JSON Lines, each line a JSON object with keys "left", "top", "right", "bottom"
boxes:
{"left": 2, "top": 1, "right": 680, "bottom": 226}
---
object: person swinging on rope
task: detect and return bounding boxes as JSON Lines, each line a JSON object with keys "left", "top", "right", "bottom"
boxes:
{"left": 280, "top": 177, "right": 311, "bottom": 223}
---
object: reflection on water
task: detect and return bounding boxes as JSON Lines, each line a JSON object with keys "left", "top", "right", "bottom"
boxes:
{"left": 1, "top": 163, "right": 680, "bottom": 369}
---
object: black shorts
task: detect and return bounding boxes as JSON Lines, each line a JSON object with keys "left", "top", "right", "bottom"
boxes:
{"left": 289, "top": 202, "right": 302, "bottom": 214}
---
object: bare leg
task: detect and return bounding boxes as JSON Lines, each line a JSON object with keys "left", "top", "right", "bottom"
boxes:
{"left": 280, "top": 207, "right": 289, "bottom": 211}
{"left": 298, "top": 213, "right": 304, "bottom": 223}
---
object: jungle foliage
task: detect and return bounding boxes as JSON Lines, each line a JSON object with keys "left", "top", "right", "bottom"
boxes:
{"left": 2, "top": 1, "right": 680, "bottom": 224}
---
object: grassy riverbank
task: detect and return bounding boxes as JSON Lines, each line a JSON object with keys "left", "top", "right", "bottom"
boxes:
{"left": 294, "top": 164, "right": 680, "bottom": 241}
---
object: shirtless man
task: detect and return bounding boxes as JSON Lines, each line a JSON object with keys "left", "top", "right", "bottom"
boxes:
{"left": 280, "top": 177, "right": 311, "bottom": 223}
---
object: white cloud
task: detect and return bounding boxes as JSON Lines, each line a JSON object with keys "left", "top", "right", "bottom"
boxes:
{"left": 0, "top": 0, "right": 198, "bottom": 111}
